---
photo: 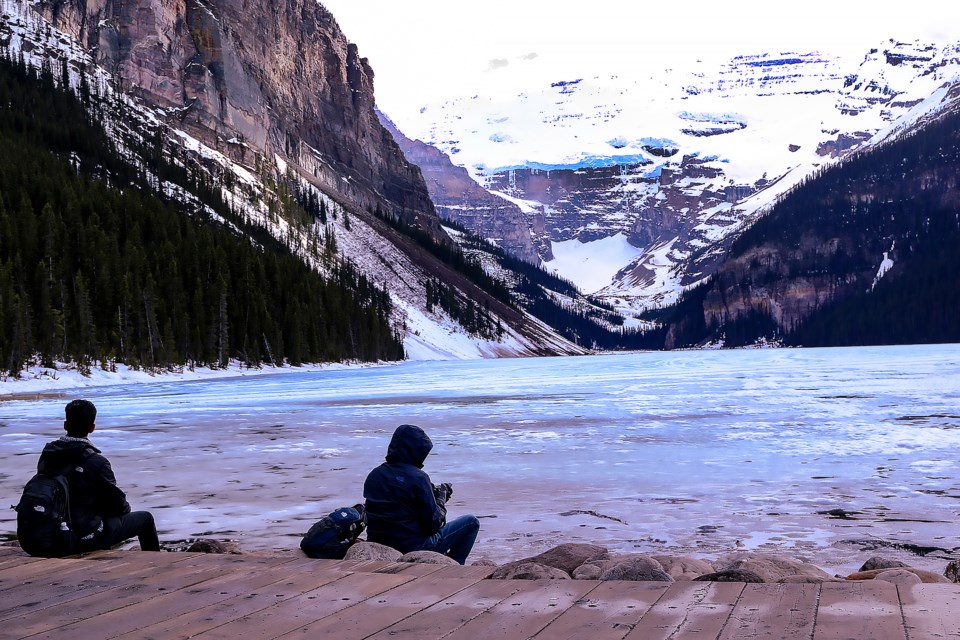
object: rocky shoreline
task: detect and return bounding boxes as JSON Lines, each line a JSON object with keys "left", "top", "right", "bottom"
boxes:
{"left": 171, "top": 538, "right": 960, "bottom": 587}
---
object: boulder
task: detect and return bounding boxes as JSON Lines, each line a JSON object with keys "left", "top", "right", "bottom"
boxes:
{"left": 715, "top": 553, "right": 832, "bottom": 583}
{"left": 470, "top": 558, "right": 499, "bottom": 567}
{"left": 859, "top": 556, "right": 908, "bottom": 572}
{"left": 875, "top": 569, "right": 922, "bottom": 586}
{"left": 652, "top": 555, "right": 715, "bottom": 581}
{"left": 945, "top": 560, "right": 960, "bottom": 583}
{"left": 599, "top": 556, "right": 673, "bottom": 582}
{"left": 399, "top": 551, "right": 459, "bottom": 565}
{"left": 846, "top": 568, "right": 951, "bottom": 584}
{"left": 572, "top": 553, "right": 648, "bottom": 580}
{"left": 343, "top": 541, "right": 401, "bottom": 562}
{"left": 490, "top": 562, "right": 571, "bottom": 580}
{"left": 523, "top": 543, "right": 609, "bottom": 574}
{"left": 695, "top": 569, "right": 765, "bottom": 583}
{"left": 187, "top": 539, "right": 238, "bottom": 554}
{"left": 497, "top": 543, "right": 609, "bottom": 578}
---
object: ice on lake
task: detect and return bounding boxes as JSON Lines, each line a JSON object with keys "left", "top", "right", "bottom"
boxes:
{"left": 2, "top": 344, "right": 959, "bottom": 574}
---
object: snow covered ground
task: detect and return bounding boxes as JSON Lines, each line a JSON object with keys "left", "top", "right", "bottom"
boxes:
{"left": 2, "top": 344, "right": 959, "bottom": 574}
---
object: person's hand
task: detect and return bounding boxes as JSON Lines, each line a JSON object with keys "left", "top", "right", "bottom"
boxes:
{"left": 434, "top": 482, "right": 453, "bottom": 501}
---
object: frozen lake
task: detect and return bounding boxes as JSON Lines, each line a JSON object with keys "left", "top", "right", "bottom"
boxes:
{"left": 2, "top": 344, "right": 959, "bottom": 574}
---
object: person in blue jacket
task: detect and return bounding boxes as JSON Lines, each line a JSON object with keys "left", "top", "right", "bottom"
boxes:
{"left": 363, "top": 424, "right": 479, "bottom": 564}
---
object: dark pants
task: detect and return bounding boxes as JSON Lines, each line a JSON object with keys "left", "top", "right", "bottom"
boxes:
{"left": 92, "top": 511, "right": 160, "bottom": 551}
{"left": 416, "top": 515, "right": 480, "bottom": 565}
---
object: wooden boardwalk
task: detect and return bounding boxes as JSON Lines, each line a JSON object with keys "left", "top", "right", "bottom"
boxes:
{"left": 1, "top": 546, "right": 959, "bottom": 639}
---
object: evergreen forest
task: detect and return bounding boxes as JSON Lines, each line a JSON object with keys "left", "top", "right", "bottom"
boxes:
{"left": 0, "top": 52, "right": 404, "bottom": 376}
{"left": 656, "top": 104, "right": 960, "bottom": 348}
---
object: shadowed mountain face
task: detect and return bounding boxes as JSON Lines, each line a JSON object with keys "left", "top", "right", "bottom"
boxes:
{"left": 378, "top": 110, "right": 543, "bottom": 264}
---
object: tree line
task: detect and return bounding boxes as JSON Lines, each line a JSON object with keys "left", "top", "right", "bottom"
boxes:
{"left": 654, "top": 104, "right": 960, "bottom": 348}
{"left": 0, "top": 51, "right": 403, "bottom": 376}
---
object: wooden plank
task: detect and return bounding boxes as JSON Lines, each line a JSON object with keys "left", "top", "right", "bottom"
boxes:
{"left": 0, "top": 549, "right": 195, "bottom": 583}
{"left": 23, "top": 557, "right": 331, "bottom": 639}
{"left": 421, "top": 565, "right": 497, "bottom": 580}
{"left": 186, "top": 569, "right": 417, "bottom": 639}
{"left": 717, "top": 583, "right": 819, "bottom": 640}
{"left": 442, "top": 579, "right": 599, "bottom": 640}
{"left": 813, "top": 580, "right": 906, "bottom": 640}
{"left": 528, "top": 580, "right": 670, "bottom": 640}
{"left": 369, "top": 561, "right": 450, "bottom": 578}
{"left": 274, "top": 571, "right": 490, "bottom": 638}
{"left": 112, "top": 562, "right": 362, "bottom": 640}
{"left": 0, "top": 555, "right": 204, "bottom": 620}
{"left": 623, "top": 580, "right": 744, "bottom": 640}
{"left": 365, "top": 575, "right": 527, "bottom": 639}
{"left": 5, "top": 558, "right": 245, "bottom": 637}
{"left": 898, "top": 583, "right": 960, "bottom": 639}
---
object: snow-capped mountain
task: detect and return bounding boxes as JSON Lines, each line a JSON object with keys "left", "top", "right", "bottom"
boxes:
{"left": 392, "top": 40, "right": 960, "bottom": 314}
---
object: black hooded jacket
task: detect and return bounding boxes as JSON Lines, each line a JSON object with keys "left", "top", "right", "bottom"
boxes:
{"left": 363, "top": 425, "right": 446, "bottom": 553}
{"left": 37, "top": 437, "right": 131, "bottom": 539}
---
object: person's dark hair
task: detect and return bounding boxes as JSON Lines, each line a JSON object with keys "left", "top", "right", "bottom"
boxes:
{"left": 64, "top": 399, "right": 97, "bottom": 435}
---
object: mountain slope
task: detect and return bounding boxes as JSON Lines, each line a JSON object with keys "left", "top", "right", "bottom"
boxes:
{"left": 391, "top": 40, "right": 960, "bottom": 313}
{"left": 0, "top": 0, "right": 584, "bottom": 364}
{"left": 657, "top": 84, "right": 960, "bottom": 348}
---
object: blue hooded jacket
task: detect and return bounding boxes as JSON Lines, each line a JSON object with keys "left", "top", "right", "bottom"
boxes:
{"left": 363, "top": 425, "right": 446, "bottom": 552}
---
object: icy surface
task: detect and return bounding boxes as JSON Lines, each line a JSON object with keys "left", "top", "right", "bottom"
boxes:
{"left": 2, "top": 345, "right": 959, "bottom": 573}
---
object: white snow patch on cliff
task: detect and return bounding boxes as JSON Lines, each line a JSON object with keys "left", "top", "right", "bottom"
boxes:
{"left": 547, "top": 233, "right": 645, "bottom": 294}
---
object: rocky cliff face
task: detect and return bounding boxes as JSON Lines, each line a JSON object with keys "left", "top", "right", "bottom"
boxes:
{"left": 378, "top": 111, "right": 541, "bottom": 263}
{"left": 35, "top": 0, "right": 439, "bottom": 234}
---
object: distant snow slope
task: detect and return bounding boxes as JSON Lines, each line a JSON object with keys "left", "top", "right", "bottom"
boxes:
{"left": 391, "top": 40, "right": 960, "bottom": 310}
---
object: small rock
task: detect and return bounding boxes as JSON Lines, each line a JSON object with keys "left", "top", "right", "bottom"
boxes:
{"left": 945, "top": 560, "right": 960, "bottom": 583}
{"left": 572, "top": 553, "right": 646, "bottom": 580}
{"left": 875, "top": 569, "right": 922, "bottom": 586}
{"left": 399, "top": 551, "right": 459, "bottom": 565}
{"left": 186, "top": 539, "right": 238, "bottom": 554}
{"left": 495, "top": 543, "right": 609, "bottom": 579}
{"left": 694, "top": 569, "right": 763, "bottom": 582}
{"left": 599, "top": 556, "right": 673, "bottom": 582}
{"left": 524, "top": 543, "right": 609, "bottom": 574}
{"left": 490, "top": 562, "right": 571, "bottom": 580}
{"left": 470, "top": 558, "right": 498, "bottom": 567}
{"left": 859, "top": 556, "right": 908, "bottom": 572}
{"left": 652, "top": 555, "right": 715, "bottom": 581}
{"left": 846, "top": 568, "right": 950, "bottom": 584}
{"left": 715, "top": 553, "right": 831, "bottom": 583}
{"left": 343, "top": 541, "right": 401, "bottom": 562}
{"left": 695, "top": 569, "right": 765, "bottom": 583}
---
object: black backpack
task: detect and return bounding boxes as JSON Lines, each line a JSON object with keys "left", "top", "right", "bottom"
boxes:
{"left": 15, "top": 465, "right": 78, "bottom": 558}
{"left": 300, "top": 504, "right": 366, "bottom": 559}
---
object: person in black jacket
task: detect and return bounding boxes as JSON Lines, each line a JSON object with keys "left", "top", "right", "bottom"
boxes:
{"left": 34, "top": 399, "right": 160, "bottom": 552}
{"left": 363, "top": 424, "right": 479, "bottom": 564}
